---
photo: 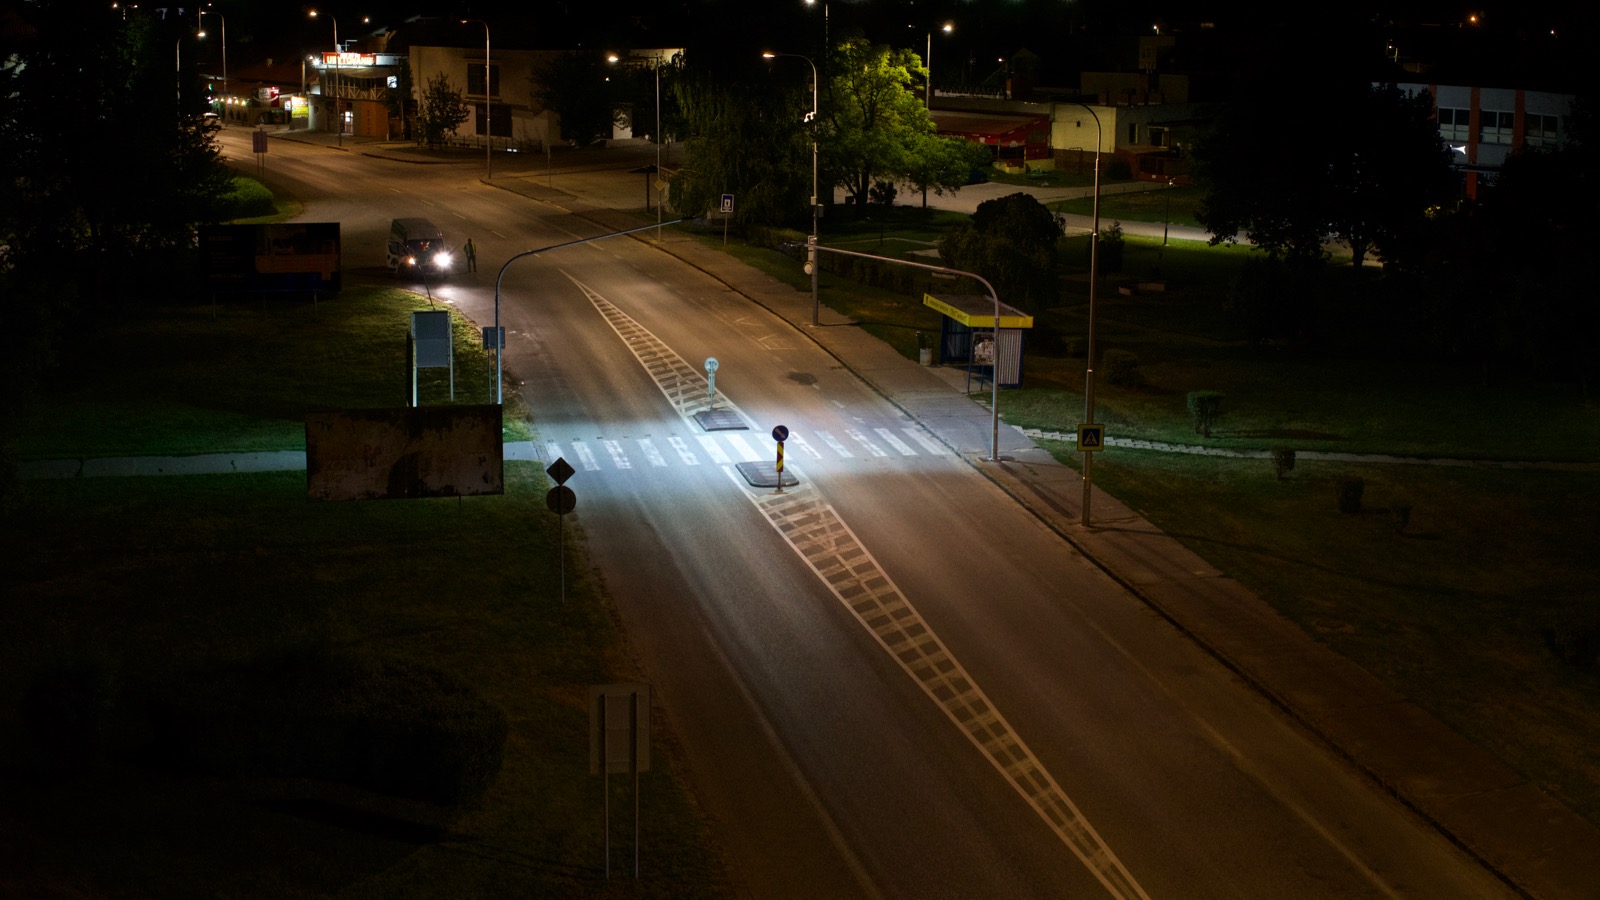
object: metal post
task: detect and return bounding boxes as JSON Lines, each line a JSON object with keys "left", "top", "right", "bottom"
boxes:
{"left": 462, "top": 20, "right": 491, "bottom": 178}
{"left": 764, "top": 52, "right": 820, "bottom": 326}
{"left": 656, "top": 57, "right": 662, "bottom": 240}
{"left": 1062, "top": 103, "right": 1103, "bottom": 526}
{"left": 810, "top": 245, "right": 1004, "bottom": 460}
{"left": 492, "top": 220, "right": 685, "bottom": 405}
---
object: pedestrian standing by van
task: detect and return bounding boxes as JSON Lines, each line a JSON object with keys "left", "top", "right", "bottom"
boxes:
{"left": 464, "top": 238, "right": 477, "bottom": 273}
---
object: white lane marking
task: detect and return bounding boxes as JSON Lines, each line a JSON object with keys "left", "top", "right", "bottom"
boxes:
{"left": 739, "top": 479, "right": 1149, "bottom": 900}
{"left": 571, "top": 440, "right": 600, "bottom": 471}
{"left": 638, "top": 439, "right": 668, "bottom": 467}
{"left": 545, "top": 441, "right": 564, "bottom": 464}
{"left": 846, "top": 428, "right": 888, "bottom": 457}
{"left": 903, "top": 428, "right": 950, "bottom": 456}
{"left": 815, "top": 430, "right": 853, "bottom": 458}
{"left": 725, "top": 433, "right": 764, "bottom": 462}
{"left": 667, "top": 437, "right": 700, "bottom": 465}
{"left": 603, "top": 439, "right": 632, "bottom": 469}
{"left": 696, "top": 436, "right": 732, "bottom": 465}
{"left": 875, "top": 427, "right": 917, "bottom": 456}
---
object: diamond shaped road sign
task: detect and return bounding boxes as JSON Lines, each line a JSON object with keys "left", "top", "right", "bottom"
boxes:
{"left": 547, "top": 456, "right": 575, "bottom": 486}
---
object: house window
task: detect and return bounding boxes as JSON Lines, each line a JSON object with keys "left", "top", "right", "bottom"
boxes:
{"left": 1525, "top": 113, "right": 1560, "bottom": 146}
{"left": 1127, "top": 121, "right": 1138, "bottom": 143}
{"left": 1147, "top": 125, "right": 1168, "bottom": 147}
{"left": 474, "top": 103, "right": 512, "bottom": 138}
{"left": 466, "top": 64, "right": 500, "bottom": 98}
{"left": 1479, "top": 110, "right": 1514, "bottom": 145}
{"left": 1437, "top": 107, "right": 1470, "bottom": 142}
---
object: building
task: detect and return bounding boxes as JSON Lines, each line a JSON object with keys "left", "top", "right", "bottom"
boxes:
{"left": 1396, "top": 82, "right": 1575, "bottom": 199}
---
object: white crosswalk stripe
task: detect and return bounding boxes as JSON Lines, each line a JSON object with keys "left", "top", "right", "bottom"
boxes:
{"left": 791, "top": 434, "right": 823, "bottom": 459}
{"left": 696, "top": 435, "right": 733, "bottom": 465}
{"left": 815, "top": 430, "right": 853, "bottom": 458}
{"left": 637, "top": 439, "right": 668, "bottom": 467}
{"left": 846, "top": 428, "right": 888, "bottom": 457}
{"left": 546, "top": 421, "right": 951, "bottom": 474}
{"left": 876, "top": 427, "right": 917, "bottom": 456}
{"left": 572, "top": 440, "right": 601, "bottom": 471}
{"left": 667, "top": 437, "right": 699, "bottom": 465}
{"left": 903, "top": 428, "right": 949, "bottom": 455}
{"left": 724, "top": 433, "right": 764, "bottom": 462}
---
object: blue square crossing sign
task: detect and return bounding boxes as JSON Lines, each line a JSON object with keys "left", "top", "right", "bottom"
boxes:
{"left": 1076, "top": 424, "right": 1106, "bottom": 451}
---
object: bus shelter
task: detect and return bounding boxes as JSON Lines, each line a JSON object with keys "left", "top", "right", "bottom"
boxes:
{"left": 923, "top": 293, "right": 1034, "bottom": 389}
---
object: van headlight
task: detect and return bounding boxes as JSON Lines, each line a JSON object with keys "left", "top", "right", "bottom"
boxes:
{"left": 434, "top": 252, "right": 452, "bottom": 269}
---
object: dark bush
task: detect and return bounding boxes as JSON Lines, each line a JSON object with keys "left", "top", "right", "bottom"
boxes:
{"left": 1271, "top": 446, "right": 1296, "bottom": 480}
{"left": 1095, "top": 221, "right": 1125, "bottom": 273}
{"left": 1186, "top": 390, "right": 1224, "bottom": 437}
{"left": 1335, "top": 478, "right": 1365, "bottom": 513}
{"left": 1102, "top": 349, "right": 1144, "bottom": 386}
{"left": 1105, "top": 158, "right": 1132, "bottom": 180}
{"left": 222, "top": 177, "right": 275, "bottom": 219}
{"left": 148, "top": 652, "right": 507, "bottom": 805}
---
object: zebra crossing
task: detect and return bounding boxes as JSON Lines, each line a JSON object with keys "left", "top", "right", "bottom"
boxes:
{"left": 538, "top": 423, "right": 949, "bottom": 475}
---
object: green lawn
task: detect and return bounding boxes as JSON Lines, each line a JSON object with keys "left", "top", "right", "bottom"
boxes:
{"left": 1050, "top": 184, "right": 1207, "bottom": 229}
{"left": 2, "top": 286, "right": 731, "bottom": 897}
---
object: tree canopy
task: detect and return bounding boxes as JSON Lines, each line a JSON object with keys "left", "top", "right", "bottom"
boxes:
{"left": 416, "top": 73, "right": 469, "bottom": 149}
{"left": 669, "top": 34, "right": 986, "bottom": 227}
{"left": 2, "top": 2, "right": 233, "bottom": 419}
{"left": 938, "top": 192, "right": 1061, "bottom": 311}
{"left": 1192, "top": 37, "right": 1455, "bottom": 269}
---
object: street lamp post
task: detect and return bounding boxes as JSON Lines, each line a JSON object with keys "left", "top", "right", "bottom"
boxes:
{"left": 1061, "top": 103, "right": 1103, "bottom": 526}
{"left": 608, "top": 52, "right": 667, "bottom": 239}
{"left": 461, "top": 20, "right": 491, "bottom": 179}
{"left": 310, "top": 10, "right": 339, "bottom": 145}
{"left": 764, "top": 52, "right": 820, "bottom": 326}
{"left": 925, "top": 22, "right": 952, "bottom": 110}
{"left": 197, "top": 9, "right": 226, "bottom": 116}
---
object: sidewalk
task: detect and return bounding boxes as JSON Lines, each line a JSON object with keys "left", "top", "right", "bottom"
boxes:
{"left": 51, "top": 130, "right": 1600, "bottom": 897}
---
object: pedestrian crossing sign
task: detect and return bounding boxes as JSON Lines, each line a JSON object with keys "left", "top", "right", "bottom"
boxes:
{"left": 1077, "top": 424, "right": 1105, "bottom": 452}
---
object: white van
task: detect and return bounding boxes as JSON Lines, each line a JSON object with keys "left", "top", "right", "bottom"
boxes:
{"left": 386, "top": 218, "right": 453, "bottom": 279}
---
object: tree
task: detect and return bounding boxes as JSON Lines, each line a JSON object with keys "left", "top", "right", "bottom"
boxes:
{"left": 532, "top": 52, "right": 616, "bottom": 145}
{"left": 937, "top": 192, "right": 1060, "bottom": 311}
{"left": 2, "top": 1, "right": 233, "bottom": 503}
{"left": 823, "top": 35, "right": 933, "bottom": 207}
{"left": 905, "top": 131, "right": 992, "bottom": 209}
{"left": 416, "top": 73, "right": 469, "bottom": 149}
{"left": 669, "top": 60, "right": 807, "bottom": 226}
{"left": 1192, "top": 32, "right": 1454, "bottom": 269}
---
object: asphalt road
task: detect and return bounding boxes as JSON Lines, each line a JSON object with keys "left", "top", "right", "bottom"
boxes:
{"left": 226, "top": 130, "right": 1513, "bottom": 899}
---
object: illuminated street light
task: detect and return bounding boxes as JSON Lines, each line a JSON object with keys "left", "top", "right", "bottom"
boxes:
{"left": 197, "top": 7, "right": 226, "bottom": 114}
{"left": 608, "top": 51, "right": 666, "bottom": 240}
{"left": 309, "top": 10, "right": 339, "bottom": 146}
{"left": 461, "top": 19, "right": 492, "bottom": 179}
{"left": 1060, "top": 103, "right": 1103, "bottom": 526}
{"left": 925, "top": 21, "right": 952, "bottom": 110}
{"left": 763, "top": 51, "right": 820, "bottom": 326}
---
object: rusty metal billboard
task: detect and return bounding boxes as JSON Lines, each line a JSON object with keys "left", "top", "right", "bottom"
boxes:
{"left": 305, "top": 406, "right": 503, "bottom": 501}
